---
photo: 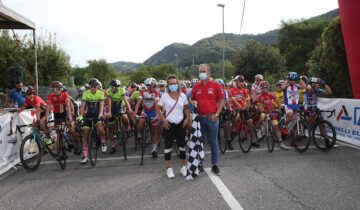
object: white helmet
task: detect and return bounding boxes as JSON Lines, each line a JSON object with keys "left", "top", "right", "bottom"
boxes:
{"left": 255, "top": 74, "right": 264, "bottom": 81}
{"left": 158, "top": 80, "right": 166, "bottom": 86}
{"left": 144, "top": 78, "right": 157, "bottom": 86}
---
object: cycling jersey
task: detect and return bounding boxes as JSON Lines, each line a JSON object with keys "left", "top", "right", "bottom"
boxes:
{"left": 273, "top": 90, "right": 284, "bottom": 109}
{"left": 47, "top": 91, "right": 69, "bottom": 114}
{"left": 107, "top": 87, "right": 126, "bottom": 114}
{"left": 298, "top": 88, "right": 306, "bottom": 104}
{"left": 251, "top": 83, "right": 261, "bottom": 102}
{"left": 229, "top": 87, "right": 249, "bottom": 109}
{"left": 82, "top": 90, "right": 105, "bottom": 117}
{"left": 139, "top": 89, "right": 159, "bottom": 111}
{"left": 283, "top": 84, "right": 301, "bottom": 111}
{"left": 305, "top": 88, "right": 326, "bottom": 111}
{"left": 257, "top": 92, "right": 276, "bottom": 112}
{"left": 23, "top": 95, "right": 47, "bottom": 111}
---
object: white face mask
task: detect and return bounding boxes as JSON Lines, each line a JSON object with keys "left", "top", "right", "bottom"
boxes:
{"left": 199, "top": 72, "right": 208, "bottom": 81}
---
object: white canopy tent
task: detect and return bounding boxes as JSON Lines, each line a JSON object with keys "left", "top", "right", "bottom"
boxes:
{"left": 0, "top": 4, "right": 38, "bottom": 93}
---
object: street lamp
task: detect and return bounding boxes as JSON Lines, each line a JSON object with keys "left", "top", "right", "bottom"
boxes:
{"left": 174, "top": 53, "right": 179, "bottom": 77}
{"left": 217, "top": 3, "right": 225, "bottom": 79}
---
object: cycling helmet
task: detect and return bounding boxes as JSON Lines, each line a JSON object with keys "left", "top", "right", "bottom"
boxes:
{"left": 109, "top": 79, "right": 121, "bottom": 87}
{"left": 78, "top": 86, "right": 86, "bottom": 93}
{"left": 181, "top": 81, "right": 187, "bottom": 88}
{"left": 259, "top": 81, "right": 270, "bottom": 88}
{"left": 300, "top": 75, "right": 308, "bottom": 83}
{"left": 215, "top": 79, "right": 225, "bottom": 86}
{"left": 98, "top": 81, "right": 102, "bottom": 88}
{"left": 51, "top": 81, "right": 64, "bottom": 88}
{"left": 309, "top": 77, "right": 319, "bottom": 84}
{"left": 26, "top": 86, "right": 35, "bottom": 95}
{"left": 158, "top": 80, "right": 166, "bottom": 86}
{"left": 85, "top": 83, "right": 90, "bottom": 90}
{"left": 255, "top": 74, "right": 264, "bottom": 80}
{"left": 235, "top": 75, "right": 245, "bottom": 82}
{"left": 276, "top": 80, "right": 284, "bottom": 86}
{"left": 288, "top": 72, "right": 299, "bottom": 81}
{"left": 88, "top": 78, "right": 100, "bottom": 86}
{"left": 144, "top": 78, "right": 157, "bottom": 86}
{"left": 130, "top": 83, "right": 137, "bottom": 89}
{"left": 191, "top": 78, "right": 199, "bottom": 83}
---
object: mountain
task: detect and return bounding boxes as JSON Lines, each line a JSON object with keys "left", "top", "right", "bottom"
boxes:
{"left": 113, "top": 8, "right": 339, "bottom": 69}
{"left": 111, "top": 61, "right": 140, "bottom": 72}
{"left": 143, "top": 29, "right": 278, "bottom": 67}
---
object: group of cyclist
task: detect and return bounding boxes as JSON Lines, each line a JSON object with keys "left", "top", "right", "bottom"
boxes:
{"left": 14, "top": 64, "right": 333, "bottom": 176}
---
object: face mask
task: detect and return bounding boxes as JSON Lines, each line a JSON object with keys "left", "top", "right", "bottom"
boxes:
{"left": 199, "top": 72, "right": 208, "bottom": 81}
{"left": 168, "top": 84, "right": 178, "bottom": 92}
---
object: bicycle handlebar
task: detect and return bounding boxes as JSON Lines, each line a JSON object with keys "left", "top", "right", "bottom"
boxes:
{"left": 319, "top": 109, "right": 335, "bottom": 118}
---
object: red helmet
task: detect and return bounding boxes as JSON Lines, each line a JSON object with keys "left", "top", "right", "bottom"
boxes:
{"left": 26, "top": 86, "right": 35, "bottom": 95}
{"left": 259, "top": 81, "right": 269, "bottom": 88}
{"left": 51, "top": 81, "right": 64, "bottom": 88}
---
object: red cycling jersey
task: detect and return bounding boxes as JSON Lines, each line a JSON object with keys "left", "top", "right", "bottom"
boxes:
{"left": 23, "top": 95, "right": 47, "bottom": 110}
{"left": 229, "top": 87, "right": 249, "bottom": 109}
{"left": 47, "top": 91, "right": 70, "bottom": 113}
{"left": 256, "top": 92, "right": 277, "bottom": 112}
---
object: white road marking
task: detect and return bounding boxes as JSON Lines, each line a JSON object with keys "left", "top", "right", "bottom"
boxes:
{"left": 205, "top": 168, "right": 244, "bottom": 210}
{"left": 40, "top": 145, "right": 346, "bottom": 165}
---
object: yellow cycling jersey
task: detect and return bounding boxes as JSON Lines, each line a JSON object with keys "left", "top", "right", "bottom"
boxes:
{"left": 273, "top": 90, "right": 284, "bottom": 108}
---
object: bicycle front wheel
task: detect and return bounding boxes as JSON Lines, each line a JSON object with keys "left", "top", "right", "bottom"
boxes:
{"left": 266, "top": 120, "right": 275, "bottom": 152}
{"left": 88, "top": 130, "right": 98, "bottom": 166}
{"left": 120, "top": 126, "right": 127, "bottom": 160}
{"left": 140, "top": 123, "right": 149, "bottom": 166}
{"left": 20, "top": 134, "right": 42, "bottom": 172}
{"left": 56, "top": 132, "right": 66, "bottom": 170}
{"left": 238, "top": 122, "right": 253, "bottom": 153}
{"left": 312, "top": 120, "right": 336, "bottom": 151}
{"left": 218, "top": 121, "right": 227, "bottom": 154}
{"left": 291, "top": 120, "right": 310, "bottom": 153}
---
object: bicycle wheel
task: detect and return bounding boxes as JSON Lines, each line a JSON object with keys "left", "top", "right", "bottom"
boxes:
{"left": 266, "top": 120, "right": 275, "bottom": 152}
{"left": 88, "top": 130, "right": 98, "bottom": 166}
{"left": 238, "top": 121, "right": 253, "bottom": 153}
{"left": 256, "top": 123, "right": 266, "bottom": 142}
{"left": 291, "top": 120, "right": 310, "bottom": 153}
{"left": 120, "top": 126, "right": 127, "bottom": 160}
{"left": 56, "top": 131, "right": 66, "bottom": 170}
{"left": 218, "top": 120, "right": 227, "bottom": 154}
{"left": 312, "top": 120, "right": 336, "bottom": 151}
{"left": 140, "top": 123, "right": 149, "bottom": 166}
{"left": 74, "top": 125, "right": 83, "bottom": 155}
{"left": 20, "top": 134, "right": 42, "bottom": 172}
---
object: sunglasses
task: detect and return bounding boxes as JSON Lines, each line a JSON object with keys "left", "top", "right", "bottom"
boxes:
{"left": 159, "top": 85, "right": 165, "bottom": 88}
{"left": 90, "top": 85, "right": 97, "bottom": 89}
{"left": 53, "top": 87, "right": 61, "bottom": 91}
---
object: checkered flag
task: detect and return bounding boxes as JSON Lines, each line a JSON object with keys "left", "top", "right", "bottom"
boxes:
{"left": 186, "top": 113, "right": 204, "bottom": 180}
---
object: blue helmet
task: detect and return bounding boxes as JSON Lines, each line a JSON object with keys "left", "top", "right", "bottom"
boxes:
{"left": 215, "top": 79, "right": 225, "bottom": 86}
{"left": 288, "top": 72, "right": 299, "bottom": 81}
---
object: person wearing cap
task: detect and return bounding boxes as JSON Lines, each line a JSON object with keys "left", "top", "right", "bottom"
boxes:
{"left": 273, "top": 80, "right": 285, "bottom": 113}
{"left": 17, "top": 86, "right": 48, "bottom": 131}
{"left": 191, "top": 64, "right": 224, "bottom": 176}
{"left": 8, "top": 81, "right": 26, "bottom": 108}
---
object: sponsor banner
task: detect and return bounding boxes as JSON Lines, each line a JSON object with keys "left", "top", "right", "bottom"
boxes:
{"left": 318, "top": 98, "right": 360, "bottom": 146}
{"left": 0, "top": 110, "right": 35, "bottom": 175}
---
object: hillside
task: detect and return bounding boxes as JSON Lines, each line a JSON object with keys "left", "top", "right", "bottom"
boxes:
{"left": 111, "top": 61, "right": 139, "bottom": 72}
{"left": 113, "top": 8, "right": 339, "bottom": 70}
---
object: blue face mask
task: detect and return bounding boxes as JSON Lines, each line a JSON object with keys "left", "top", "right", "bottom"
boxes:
{"left": 199, "top": 72, "right": 208, "bottom": 81}
{"left": 168, "top": 84, "right": 178, "bottom": 92}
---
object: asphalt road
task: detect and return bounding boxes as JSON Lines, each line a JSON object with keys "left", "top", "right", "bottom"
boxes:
{"left": 1, "top": 140, "right": 360, "bottom": 210}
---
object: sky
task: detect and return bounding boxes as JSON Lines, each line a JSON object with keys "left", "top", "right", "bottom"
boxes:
{"left": 3, "top": 0, "right": 339, "bottom": 67}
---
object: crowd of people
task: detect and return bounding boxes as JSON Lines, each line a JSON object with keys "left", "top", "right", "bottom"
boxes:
{"left": 6, "top": 63, "right": 333, "bottom": 179}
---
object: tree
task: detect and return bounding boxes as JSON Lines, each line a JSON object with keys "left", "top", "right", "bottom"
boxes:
{"left": 278, "top": 19, "right": 330, "bottom": 73}
{"left": 86, "top": 59, "right": 121, "bottom": 86}
{"left": 308, "top": 17, "right": 352, "bottom": 98}
{"left": 232, "top": 40, "right": 286, "bottom": 81}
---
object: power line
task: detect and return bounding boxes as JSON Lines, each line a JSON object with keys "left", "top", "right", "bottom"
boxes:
{"left": 238, "top": 0, "right": 246, "bottom": 51}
